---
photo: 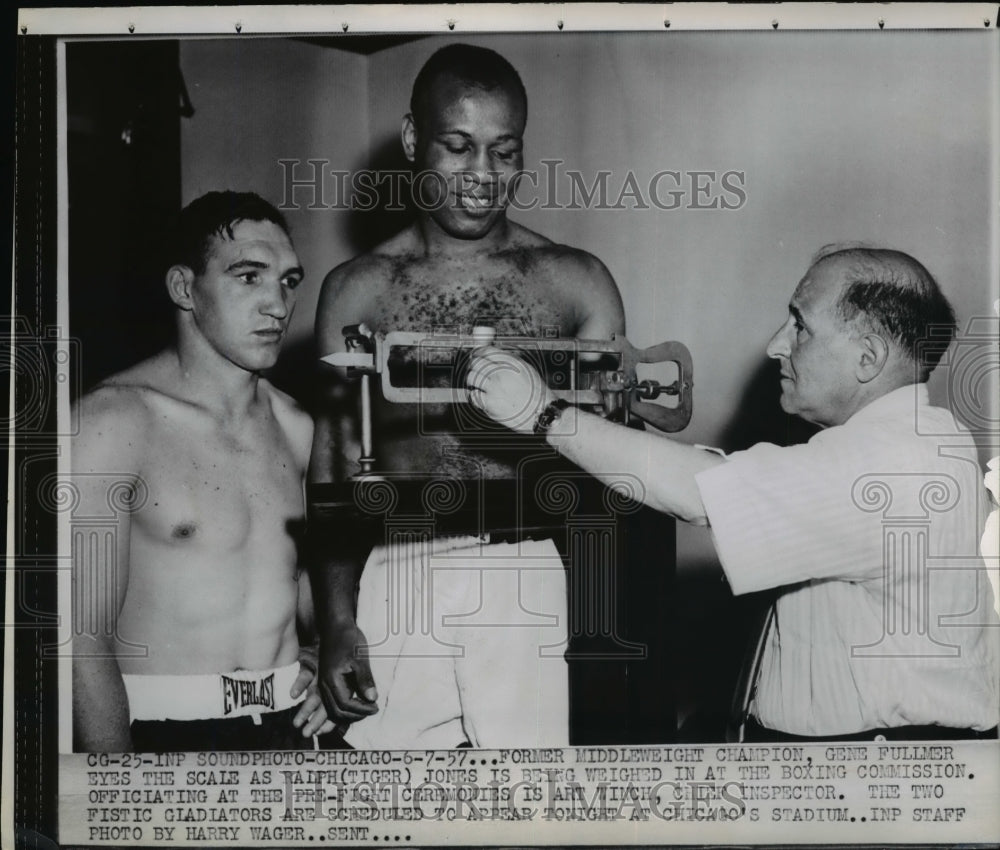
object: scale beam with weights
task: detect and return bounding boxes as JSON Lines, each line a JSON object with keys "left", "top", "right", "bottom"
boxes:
{"left": 310, "top": 324, "right": 694, "bottom": 744}
{"left": 323, "top": 324, "right": 693, "bottom": 476}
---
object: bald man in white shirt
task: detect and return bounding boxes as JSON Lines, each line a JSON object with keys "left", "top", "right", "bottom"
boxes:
{"left": 469, "top": 246, "right": 999, "bottom": 741}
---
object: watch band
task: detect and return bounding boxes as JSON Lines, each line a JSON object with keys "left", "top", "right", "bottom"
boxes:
{"left": 533, "top": 399, "right": 570, "bottom": 436}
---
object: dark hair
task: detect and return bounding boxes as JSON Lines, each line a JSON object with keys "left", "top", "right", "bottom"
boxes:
{"left": 813, "top": 245, "right": 957, "bottom": 382}
{"left": 410, "top": 43, "right": 527, "bottom": 131}
{"left": 169, "top": 191, "right": 290, "bottom": 275}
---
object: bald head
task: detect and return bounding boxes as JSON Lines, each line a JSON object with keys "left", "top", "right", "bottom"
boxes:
{"left": 810, "top": 246, "right": 956, "bottom": 382}
{"left": 410, "top": 44, "right": 527, "bottom": 133}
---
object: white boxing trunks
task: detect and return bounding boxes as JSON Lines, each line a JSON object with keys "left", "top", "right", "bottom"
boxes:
{"left": 345, "top": 536, "right": 569, "bottom": 749}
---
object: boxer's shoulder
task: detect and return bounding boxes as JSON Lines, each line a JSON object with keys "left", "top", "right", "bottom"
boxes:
{"left": 323, "top": 226, "right": 417, "bottom": 287}
{"left": 316, "top": 248, "right": 401, "bottom": 344}
{"left": 72, "top": 368, "right": 157, "bottom": 474}
{"left": 260, "top": 380, "right": 313, "bottom": 469}
{"left": 78, "top": 354, "right": 188, "bottom": 423}
{"left": 77, "top": 354, "right": 166, "bottom": 418}
{"left": 495, "top": 227, "right": 623, "bottom": 333}
{"left": 529, "top": 243, "right": 615, "bottom": 286}
{"left": 500, "top": 223, "right": 615, "bottom": 283}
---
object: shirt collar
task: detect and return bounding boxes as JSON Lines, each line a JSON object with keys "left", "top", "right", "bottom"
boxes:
{"left": 845, "top": 382, "right": 929, "bottom": 426}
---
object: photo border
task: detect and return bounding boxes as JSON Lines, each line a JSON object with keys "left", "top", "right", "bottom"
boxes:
{"left": 6, "top": 4, "right": 999, "bottom": 848}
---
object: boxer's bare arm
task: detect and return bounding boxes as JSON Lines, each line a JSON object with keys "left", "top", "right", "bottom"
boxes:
{"left": 71, "top": 387, "right": 145, "bottom": 752}
{"left": 265, "top": 386, "right": 333, "bottom": 723}
{"left": 555, "top": 250, "right": 625, "bottom": 340}
{"left": 290, "top": 560, "right": 337, "bottom": 737}
{"left": 271, "top": 387, "right": 340, "bottom": 737}
{"left": 309, "top": 259, "right": 384, "bottom": 722}
{"left": 309, "top": 259, "right": 379, "bottom": 486}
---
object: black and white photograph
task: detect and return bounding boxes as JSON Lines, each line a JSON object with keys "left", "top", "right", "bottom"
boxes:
{"left": 6, "top": 3, "right": 1000, "bottom": 846}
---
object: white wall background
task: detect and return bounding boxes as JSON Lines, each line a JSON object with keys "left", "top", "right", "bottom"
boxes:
{"left": 180, "top": 38, "right": 368, "bottom": 352}
{"left": 180, "top": 32, "right": 999, "bottom": 570}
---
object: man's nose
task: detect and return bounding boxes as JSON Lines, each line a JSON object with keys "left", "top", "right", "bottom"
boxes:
{"left": 765, "top": 323, "right": 790, "bottom": 359}
{"left": 260, "top": 281, "right": 291, "bottom": 319}
{"left": 469, "top": 146, "right": 492, "bottom": 179}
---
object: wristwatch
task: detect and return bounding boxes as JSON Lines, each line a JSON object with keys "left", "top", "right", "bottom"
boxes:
{"left": 533, "top": 399, "right": 570, "bottom": 436}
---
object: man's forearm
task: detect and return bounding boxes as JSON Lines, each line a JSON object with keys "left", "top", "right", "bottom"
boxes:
{"left": 305, "top": 526, "right": 381, "bottom": 715}
{"left": 72, "top": 646, "right": 133, "bottom": 752}
{"left": 545, "top": 407, "right": 722, "bottom": 524}
{"left": 309, "top": 553, "right": 362, "bottom": 631}
{"left": 306, "top": 520, "right": 375, "bottom": 632}
{"left": 309, "top": 409, "right": 363, "bottom": 629}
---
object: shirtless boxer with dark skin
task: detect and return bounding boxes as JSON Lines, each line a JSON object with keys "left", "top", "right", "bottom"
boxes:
{"left": 310, "top": 45, "right": 625, "bottom": 727}
{"left": 72, "top": 192, "right": 333, "bottom": 751}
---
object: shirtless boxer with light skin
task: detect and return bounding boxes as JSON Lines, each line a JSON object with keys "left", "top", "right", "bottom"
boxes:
{"left": 311, "top": 44, "right": 625, "bottom": 745}
{"left": 72, "top": 191, "right": 334, "bottom": 751}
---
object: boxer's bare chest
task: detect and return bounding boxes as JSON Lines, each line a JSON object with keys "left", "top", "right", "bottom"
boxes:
{"left": 132, "top": 401, "right": 303, "bottom": 553}
{"left": 367, "top": 250, "right": 576, "bottom": 338}
{"left": 355, "top": 248, "right": 579, "bottom": 478}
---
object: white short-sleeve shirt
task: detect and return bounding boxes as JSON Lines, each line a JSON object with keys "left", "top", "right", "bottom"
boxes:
{"left": 696, "top": 384, "right": 999, "bottom": 736}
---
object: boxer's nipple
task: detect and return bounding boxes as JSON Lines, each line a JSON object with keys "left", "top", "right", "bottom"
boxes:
{"left": 172, "top": 522, "right": 198, "bottom": 540}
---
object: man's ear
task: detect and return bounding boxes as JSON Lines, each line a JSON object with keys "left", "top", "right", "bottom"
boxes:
{"left": 856, "top": 331, "right": 890, "bottom": 383}
{"left": 401, "top": 113, "right": 418, "bottom": 163}
{"left": 165, "top": 265, "right": 196, "bottom": 311}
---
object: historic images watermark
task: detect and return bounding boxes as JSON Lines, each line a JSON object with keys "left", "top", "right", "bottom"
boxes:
{"left": 276, "top": 159, "right": 747, "bottom": 213}
{"left": 2, "top": 318, "right": 80, "bottom": 437}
